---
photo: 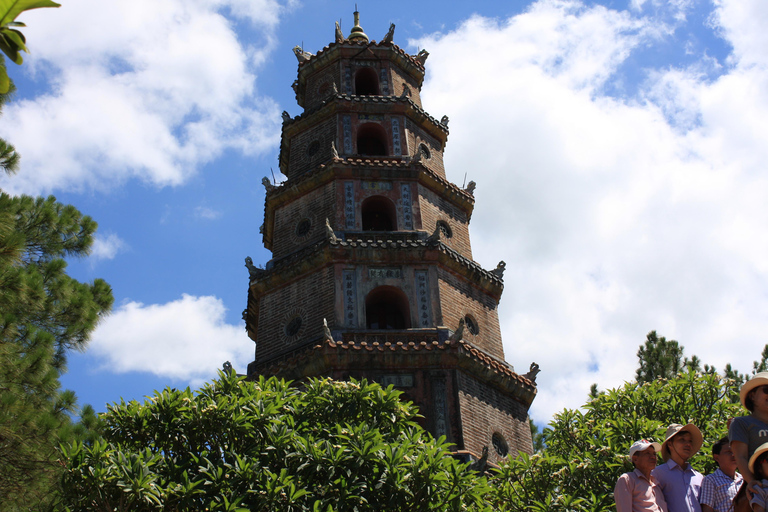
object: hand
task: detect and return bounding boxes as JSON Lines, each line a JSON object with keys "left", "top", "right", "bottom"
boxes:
{"left": 748, "top": 479, "right": 761, "bottom": 500}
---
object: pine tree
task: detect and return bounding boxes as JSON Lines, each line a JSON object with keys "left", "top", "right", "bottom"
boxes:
{"left": 635, "top": 330, "right": 685, "bottom": 383}
{"left": 0, "top": 78, "right": 20, "bottom": 175}
{"left": 0, "top": 193, "right": 113, "bottom": 510}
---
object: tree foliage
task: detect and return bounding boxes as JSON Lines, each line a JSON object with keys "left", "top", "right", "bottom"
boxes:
{"left": 0, "top": 0, "right": 60, "bottom": 93}
{"left": 59, "top": 374, "right": 490, "bottom": 512}
{"left": 0, "top": 83, "right": 19, "bottom": 174}
{"left": 488, "top": 369, "right": 743, "bottom": 512}
{"left": 0, "top": 193, "right": 113, "bottom": 511}
{"left": 635, "top": 330, "right": 685, "bottom": 383}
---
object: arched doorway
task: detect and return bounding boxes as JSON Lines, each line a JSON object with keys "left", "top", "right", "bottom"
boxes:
{"left": 355, "top": 67, "right": 379, "bottom": 95}
{"left": 361, "top": 196, "right": 396, "bottom": 231}
{"left": 357, "top": 123, "right": 388, "bottom": 156}
{"left": 365, "top": 286, "right": 411, "bottom": 330}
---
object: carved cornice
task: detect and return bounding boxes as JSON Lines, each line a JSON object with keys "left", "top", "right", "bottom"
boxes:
{"left": 248, "top": 237, "right": 503, "bottom": 305}
{"left": 247, "top": 334, "right": 537, "bottom": 407}
{"left": 278, "top": 95, "right": 448, "bottom": 175}
{"left": 294, "top": 41, "right": 426, "bottom": 107}
{"left": 262, "top": 159, "right": 475, "bottom": 251}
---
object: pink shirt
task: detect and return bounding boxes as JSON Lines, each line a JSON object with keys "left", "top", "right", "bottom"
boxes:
{"left": 615, "top": 468, "right": 669, "bottom": 512}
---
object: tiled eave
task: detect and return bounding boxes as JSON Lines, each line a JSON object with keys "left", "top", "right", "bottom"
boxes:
{"left": 247, "top": 335, "right": 537, "bottom": 407}
{"left": 294, "top": 41, "right": 426, "bottom": 107}
{"left": 262, "top": 158, "right": 475, "bottom": 251}
{"left": 247, "top": 237, "right": 503, "bottom": 308}
{"left": 278, "top": 94, "right": 448, "bottom": 174}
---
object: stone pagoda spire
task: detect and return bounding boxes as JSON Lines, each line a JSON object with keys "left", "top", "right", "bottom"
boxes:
{"left": 244, "top": 11, "right": 537, "bottom": 464}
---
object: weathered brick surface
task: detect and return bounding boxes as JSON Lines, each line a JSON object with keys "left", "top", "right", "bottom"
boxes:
{"left": 390, "top": 66, "right": 423, "bottom": 109}
{"left": 417, "top": 184, "right": 472, "bottom": 258}
{"left": 437, "top": 267, "right": 504, "bottom": 359}
{"left": 255, "top": 266, "right": 335, "bottom": 362}
{"left": 456, "top": 371, "right": 534, "bottom": 465}
{"left": 272, "top": 182, "right": 336, "bottom": 259}
{"left": 287, "top": 117, "right": 337, "bottom": 179}
{"left": 405, "top": 119, "right": 446, "bottom": 178}
{"left": 304, "top": 66, "right": 341, "bottom": 110}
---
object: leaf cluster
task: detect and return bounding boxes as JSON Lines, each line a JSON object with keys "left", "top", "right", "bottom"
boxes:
{"left": 59, "top": 374, "right": 490, "bottom": 512}
{"left": 488, "top": 369, "right": 744, "bottom": 512}
{"left": 0, "top": 0, "right": 60, "bottom": 93}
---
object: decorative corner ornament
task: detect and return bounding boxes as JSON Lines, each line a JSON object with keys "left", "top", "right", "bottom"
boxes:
{"left": 245, "top": 256, "right": 266, "bottom": 280}
{"left": 382, "top": 23, "right": 395, "bottom": 43}
{"left": 523, "top": 362, "right": 540, "bottom": 383}
{"left": 292, "top": 45, "right": 313, "bottom": 63}
{"left": 325, "top": 218, "right": 338, "bottom": 242}
{"left": 447, "top": 318, "right": 465, "bottom": 343}
{"left": 492, "top": 261, "right": 506, "bottom": 279}
{"left": 323, "top": 318, "right": 334, "bottom": 341}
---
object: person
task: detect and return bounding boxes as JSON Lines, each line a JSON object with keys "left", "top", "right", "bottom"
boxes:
{"left": 747, "top": 442, "right": 768, "bottom": 512}
{"left": 730, "top": 372, "right": 768, "bottom": 505}
{"left": 700, "top": 436, "right": 743, "bottom": 512}
{"left": 652, "top": 423, "right": 704, "bottom": 512}
{"left": 615, "top": 439, "right": 668, "bottom": 512}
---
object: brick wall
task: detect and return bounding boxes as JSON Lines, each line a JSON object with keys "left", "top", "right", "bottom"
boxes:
{"left": 255, "top": 265, "right": 335, "bottom": 362}
{"left": 304, "top": 65, "right": 341, "bottom": 110}
{"left": 390, "top": 67, "right": 423, "bottom": 109}
{"left": 437, "top": 267, "right": 504, "bottom": 359}
{"left": 272, "top": 182, "right": 336, "bottom": 259}
{"left": 405, "top": 119, "right": 446, "bottom": 178}
{"left": 417, "top": 185, "right": 472, "bottom": 258}
{"left": 287, "top": 117, "right": 337, "bottom": 179}
{"left": 456, "top": 371, "right": 533, "bottom": 465}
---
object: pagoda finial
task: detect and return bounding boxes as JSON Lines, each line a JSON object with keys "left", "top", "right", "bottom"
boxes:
{"left": 348, "top": 9, "right": 368, "bottom": 43}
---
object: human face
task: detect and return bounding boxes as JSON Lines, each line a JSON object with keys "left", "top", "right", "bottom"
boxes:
{"left": 633, "top": 447, "right": 658, "bottom": 476}
{"left": 753, "top": 385, "right": 768, "bottom": 413}
{"left": 714, "top": 443, "right": 738, "bottom": 476}
{"left": 671, "top": 432, "right": 694, "bottom": 462}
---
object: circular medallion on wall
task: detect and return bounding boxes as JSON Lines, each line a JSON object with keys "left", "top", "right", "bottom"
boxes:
{"left": 295, "top": 218, "right": 312, "bottom": 238}
{"left": 436, "top": 220, "right": 453, "bottom": 239}
{"left": 281, "top": 308, "right": 306, "bottom": 344}
{"left": 291, "top": 213, "right": 316, "bottom": 244}
{"left": 464, "top": 314, "right": 479, "bottom": 335}
{"left": 492, "top": 432, "right": 509, "bottom": 457}
{"left": 419, "top": 142, "right": 431, "bottom": 160}
{"left": 306, "top": 140, "right": 320, "bottom": 158}
{"left": 317, "top": 81, "right": 332, "bottom": 98}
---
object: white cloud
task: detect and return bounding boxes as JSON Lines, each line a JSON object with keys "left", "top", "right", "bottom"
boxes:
{"left": 195, "top": 206, "right": 222, "bottom": 220}
{"left": 416, "top": 0, "right": 768, "bottom": 424}
{"left": 0, "top": 0, "right": 286, "bottom": 195}
{"left": 89, "top": 294, "right": 251, "bottom": 382}
{"left": 90, "top": 233, "right": 126, "bottom": 260}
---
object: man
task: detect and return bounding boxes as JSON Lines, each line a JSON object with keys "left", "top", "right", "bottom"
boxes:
{"left": 700, "top": 437, "right": 743, "bottom": 512}
{"left": 652, "top": 423, "right": 705, "bottom": 512}
{"left": 615, "top": 439, "right": 668, "bottom": 512}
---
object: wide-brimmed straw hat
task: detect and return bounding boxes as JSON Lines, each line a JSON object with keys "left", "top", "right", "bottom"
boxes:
{"left": 661, "top": 423, "right": 703, "bottom": 462}
{"left": 740, "top": 372, "right": 768, "bottom": 409}
{"left": 629, "top": 439, "right": 662, "bottom": 458}
{"left": 749, "top": 442, "right": 768, "bottom": 473}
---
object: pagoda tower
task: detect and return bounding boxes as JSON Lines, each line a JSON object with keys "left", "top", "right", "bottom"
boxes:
{"left": 245, "top": 12, "right": 537, "bottom": 463}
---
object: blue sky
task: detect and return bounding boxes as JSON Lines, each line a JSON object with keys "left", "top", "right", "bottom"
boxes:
{"left": 2, "top": 0, "right": 767, "bottom": 427}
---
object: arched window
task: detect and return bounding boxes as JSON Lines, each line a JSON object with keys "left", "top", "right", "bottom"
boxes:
{"left": 357, "top": 123, "right": 388, "bottom": 156}
{"left": 366, "top": 286, "right": 411, "bottom": 330}
{"left": 355, "top": 67, "right": 379, "bottom": 96}
{"left": 361, "top": 195, "right": 396, "bottom": 231}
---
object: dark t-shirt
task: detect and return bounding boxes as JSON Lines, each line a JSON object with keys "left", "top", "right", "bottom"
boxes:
{"left": 729, "top": 415, "right": 768, "bottom": 457}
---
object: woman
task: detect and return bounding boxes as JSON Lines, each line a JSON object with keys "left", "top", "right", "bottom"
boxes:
{"left": 730, "top": 372, "right": 768, "bottom": 511}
